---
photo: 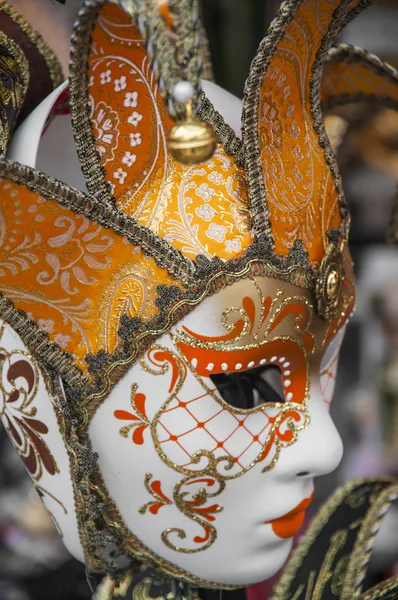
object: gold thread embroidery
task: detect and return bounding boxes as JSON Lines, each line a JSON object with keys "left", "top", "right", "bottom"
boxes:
{"left": 0, "top": 1, "right": 64, "bottom": 88}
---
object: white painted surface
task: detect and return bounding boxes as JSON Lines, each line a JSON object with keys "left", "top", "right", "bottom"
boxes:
{"left": 0, "top": 321, "right": 84, "bottom": 562}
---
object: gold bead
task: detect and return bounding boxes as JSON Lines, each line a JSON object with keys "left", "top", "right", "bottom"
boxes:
{"left": 326, "top": 269, "right": 340, "bottom": 299}
{"left": 167, "top": 101, "right": 217, "bottom": 165}
{"left": 315, "top": 243, "right": 345, "bottom": 320}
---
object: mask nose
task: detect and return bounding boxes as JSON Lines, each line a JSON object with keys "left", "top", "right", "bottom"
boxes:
{"left": 273, "top": 389, "right": 343, "bottom": 481}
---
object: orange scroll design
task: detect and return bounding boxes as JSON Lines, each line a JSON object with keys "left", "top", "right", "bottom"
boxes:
{"left": 161, "top": 474, "right": 225, "bottom": 553}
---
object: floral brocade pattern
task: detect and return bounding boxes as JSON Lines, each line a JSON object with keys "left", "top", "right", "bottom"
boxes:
{"left": 87, "top": 4, "right": 252, "bottom": 260}
{"left": 256, "top": 0, "right": 363, "bottom": 261}
{"left": 322, "top": 46, "right": 398, "bottom": 109}
{"left": 0, "top": 178, "right": 182, "bottom": 370}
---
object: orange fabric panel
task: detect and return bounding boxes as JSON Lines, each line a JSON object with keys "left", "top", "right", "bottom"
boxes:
{"left": 88, "top": 4, "right": 252, "bottom": 260}
{"left": 257, "top": 0, "right": 363, "bottom": 261}
{"left": 0, "top": 178, "right": 181, "bottom": 371}
{"left": 322, "top": 56, "right": 398, "bottom": 105}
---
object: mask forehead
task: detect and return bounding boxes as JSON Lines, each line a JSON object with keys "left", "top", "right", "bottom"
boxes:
{"left": 173, "top": 255, "right": 355, "bottom": 382}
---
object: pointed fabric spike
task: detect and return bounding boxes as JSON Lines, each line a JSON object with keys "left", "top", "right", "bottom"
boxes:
{"left": 0, "top": 171, "right": 182, "bottom": 375}
{"left": 69, "top": 1, "right": 251, "bottom": 262}
{"left": 320, "top": 46, "right": 398, "bottom": 246}
{"left": 242, "top": 0, "right": 372, "bottom": 263}
{"left": 322, "top": 45, "right": 398, "bottom": 110}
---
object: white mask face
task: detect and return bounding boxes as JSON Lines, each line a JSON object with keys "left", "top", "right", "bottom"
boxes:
{"left": 89, "top": 275, "right": 350, "bottom": 586}
{"left": 0, "top": 321, "right": 84, "bottom": 562}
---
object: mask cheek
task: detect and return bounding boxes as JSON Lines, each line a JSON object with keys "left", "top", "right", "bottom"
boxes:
{"left": 320, "top": 351, "right": 340, "bottom": 410}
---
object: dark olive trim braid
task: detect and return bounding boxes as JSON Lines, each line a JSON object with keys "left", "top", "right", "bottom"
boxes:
{"left": 0, "top": 29, "right": 29, "bottom": 155}
{"left": 0, "top": 292, "right": 86, "bottom": 387}
{"left": 324, "top": 43, "right": 398, "bottom": 111}
{"left": 309, "top": 0, "right": 373, "bottom": 235}
{"left": 198, "top": 93, "right": 244, "bottom": 166}
{"left": 242, "top": 0, "right": 372, "bottom": 243}
{"left": 328, "top": 43, "right": 398, "bottom": 75}
{"left": 69, "top": 0, "right": 111, "bottom": 205}
{"left": 69, "top": 0, "right": 243, "bottom": 271}
{"left": 321, "top": 44, "right": 398, "bottom": 246}
{"left": 0, "top": 0, "right": 64, "bottom": 88}
{"left": 241, "top": 0, "right": 301, "bottom": 242}
{"left": 324, "top": 93, "right": 398, "bottom": 112}
{"left": 120, "top": 1, "right": 243, "bottom": 158}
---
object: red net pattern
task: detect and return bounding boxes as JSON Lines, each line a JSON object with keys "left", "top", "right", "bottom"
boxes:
{"left": 157, "top": 388, "right": 276, "bottom": 473}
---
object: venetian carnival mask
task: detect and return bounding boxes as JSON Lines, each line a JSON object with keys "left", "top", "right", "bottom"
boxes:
{"left": 2, "top": 0, "right": 398, "bottom": 592}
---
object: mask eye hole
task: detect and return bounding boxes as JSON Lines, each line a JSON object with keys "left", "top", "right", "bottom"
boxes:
{"left": 210, "top": 365, "right": 285, "bottom": 410}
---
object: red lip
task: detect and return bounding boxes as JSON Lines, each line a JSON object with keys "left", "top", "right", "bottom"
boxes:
{"left": 265, "top": 493, "right": 314, "bottom": 539}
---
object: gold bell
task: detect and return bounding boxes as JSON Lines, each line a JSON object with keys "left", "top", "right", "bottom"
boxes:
{"left": 167, "top": 81, "right": 217, "bottom": 165}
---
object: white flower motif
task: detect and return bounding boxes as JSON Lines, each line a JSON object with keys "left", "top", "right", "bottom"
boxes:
{"left": 54, "top": 333, "right": 71, "bottom": 349}
{"left": 207, "top": 223, "right": 227, "bottom": 242}
{"left": 100, "top": 70, "right": 112, "bottom": 85}
{"left": 124, "top": 91, "right": 138, "bottom": 108}
{"left": 37, "top": 318, "right": 55, "bottom": 333}
{"left": 114, "top": 75, "right": 127, "bottom": 92}
{"left": 289, "top": 120, "right": 300, "bottom": 139}
{"left": 196, "top": 203, "right": 216, "bottom": 221}
{"left": 130, "top": 132, "right": 142, "bottom": 147}
{"left": 88, "top": 75, "right": 94, "bottom": 87}
{"left": 208, "top": 171, "right": 223, "bottom": 185}
{"left": 225, "top": 238, "right": 242, "bottom": 253}
{"left": 196, "top": 183, "right": 215, "bottom": 201}
{"left": 122, "top": 152, "right": 137, "bottom": 167}
{"left": 128, "top": 111, "right": 143, "bottom": 127}
{"left": 113, "top": 168, "right": 127, "bottom": 184}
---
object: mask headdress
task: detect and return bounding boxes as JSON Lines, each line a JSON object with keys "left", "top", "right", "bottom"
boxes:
{"left": 0, "top": 0, "right": 378, "bottom": 410}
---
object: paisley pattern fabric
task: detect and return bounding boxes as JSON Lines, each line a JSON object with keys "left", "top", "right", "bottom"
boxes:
{"left": 322, "top": 45, "right": 398, "bottom": 110}
{"left": 0, "top": 178, "right": 181, "bottom": 370}
{"left": 254, "top": 0, "right": 363, "bottom": 261}
{"left": 85, "top": 4, "right": 252, "bottom": 261}
{"left": 0, "top": 0, "right": 397, "bottom": 588}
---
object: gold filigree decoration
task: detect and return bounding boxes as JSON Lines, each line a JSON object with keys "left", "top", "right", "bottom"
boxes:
{"left": 0, "top": 1, "right": 64, "bottom": 88}
{"left": 115, "top": 383, "right": 150, "bottom": 445}
{"left": 139, "top": 473, "right": 172, "bottom": 515}
{"left": 161, "top": 468, "right": 225, "bottom": 554}
{"left": 315, "top": 243, "right": 345, "bottom": 321}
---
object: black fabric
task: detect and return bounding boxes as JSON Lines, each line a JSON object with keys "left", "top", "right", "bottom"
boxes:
{"left": 0, "top": 10, "right": 54, "bottom": 126}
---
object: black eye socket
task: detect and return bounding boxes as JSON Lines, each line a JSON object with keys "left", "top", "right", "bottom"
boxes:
{"left": 210, "top": 365, "right": 285, "bottom": 410}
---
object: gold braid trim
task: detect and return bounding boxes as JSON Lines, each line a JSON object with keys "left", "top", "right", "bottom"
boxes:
{"left": 270, "top": 477, "right": 398, "bottom": 600}
{"left": 0, "top": 28, "right": 29, "bottom": 153}
{"left": 361, "top": 575, "right": 398, "bottom": 600}
{"left": 0, "top": 0, "right": 64, "bottom": 88}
